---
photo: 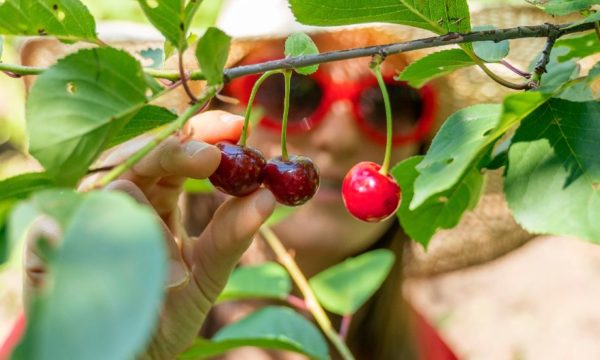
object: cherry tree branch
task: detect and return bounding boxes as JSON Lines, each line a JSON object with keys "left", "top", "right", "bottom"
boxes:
{"left": 2, "top": 20, "right": 595, "bottom": 85}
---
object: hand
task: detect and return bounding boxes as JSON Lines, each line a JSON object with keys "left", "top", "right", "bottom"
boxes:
{"left": 23, "top": 110, "right": 276, "bottom": 359}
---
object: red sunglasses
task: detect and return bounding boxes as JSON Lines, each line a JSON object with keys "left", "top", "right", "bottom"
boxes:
{"left": 225, "top": 66, "right": 437, "bottom": 146}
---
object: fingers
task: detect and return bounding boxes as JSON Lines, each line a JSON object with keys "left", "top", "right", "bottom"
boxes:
{"left": 104, "top": 180, "right": 190, "bottom": 289}
{"left": 183, "top": 110, "right": 245, "bottom": 145}
{"left": 23, "top": 215, "right": 62, "bottom": 307}
{"left": 191, "top": 189, "right": 276, "bottom": 301}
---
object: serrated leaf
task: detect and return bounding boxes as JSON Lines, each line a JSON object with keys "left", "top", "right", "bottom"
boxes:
{"left": 0, "top": 0, "right": 97, "bottom": 43}
{"left": 26, "top": 47, "right": 148, "bottom": 185}
{"left": 396, "top": 49, "right": 475, "bottom": 88}
{"left": 284, "top": 32, "right": 319, "bottom": 75}
{"left": 526, "top": 0, "right": 600, "bottom": 16}
{"left": 106, "top": 105, "right": 177, "bottom": 148}
{"left": 555, "top": 32, "right": 600, "bottom": 62}
{"left": 217, "top": 263, "right": 291, "bottom": 302}
{"left": 472, "top": 25, "right": 509, "bottom": 62}
{"left": 0, "top": 172, "right": 54, "bottom": 202}
{"left": 411, "top": 104, "right": 501, "bottom": 209}
{"left": 181, "top": 306, "right": 329, "bottom": 360}
{"left": 505, "top": 99, "right": 600, "bottom": 242}
{"left": 12, "top": 190, "right": 167, "bottom": 360}
{"left": 393, "top": 156, "right": 484, "bottom": 247}
{"left": 309, "top": 249, "right": 394, "bottom": 315}
{"left": 196, "top": 27, "right": 230, "bottom": 85}
{"left": 289, "top": 0, "right": 471, "bottom": 34}
{"left": 137, "top": 0, "right": 203, "bottom": 50}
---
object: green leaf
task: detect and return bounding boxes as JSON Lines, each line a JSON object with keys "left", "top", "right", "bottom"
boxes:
{"left": 106, "top": 105, "right": 177, "bottom": 148}
{"left": 566, "top": 11, "right": 600, "bottom": 29}
{"left": 393, "top": 156, "right": 484, "bottom": 247}
{"left": 526, "top": 0, "right": 600, "bottom": 16}
{"left": 396, "top": 49, "right": 475, "bottom": 88}
{"left": 137, "top": 0, "right": 203, "bottom": 51}
{"left": 284, "top": 32, "right": 320, "bottom": 75}
{"left": 505, "top": 99, "right": 600, "bottom": 243}
{"left": 183, "top": 178, "right": 214, "bottom": 193}
{"left": 555, "top": 32, "right": 600, "bottom": 62}
{"left": 12, "top": 190, "right": 167, "bottom": 360}
{"left": 472, "top": 25, "right": 509, "bottom": 62}
{"left": 0, "top": 172, "right": 54, "bottom": 202}
{"left": 0, "top": 0, "right": 97, "bottom": 43}
{"left": 27, "top": 47, "right": 148, "bottom": 185}
{"left": 411, "top": 104, "right": 501, "bottom": 209}
{"left": 217, "top": 263, "right": 292, "bottom": 302}
{"left": 557, "top": 79, "right": 595, "bottom": 102}
{"left": 309, "top": 249, "right": 394, "bottom": 315}
{"left": 195, "top": 26, "right": 231, "bottom": 85}
{"left": 181, "top": 306, "right": 329, "bottom": 360}
{"left": 289, "top": 0, "right": 471, "bottom": 34}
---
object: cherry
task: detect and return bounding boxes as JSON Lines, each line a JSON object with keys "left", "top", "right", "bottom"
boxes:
{"left": 263, "top": 155, "right": 320, "bottom": 206}
{"left": 342, "top": 161, "right": 401, "bottom": 222}
{"left": 209, "top": 142, "right": 266, "bottom": 197}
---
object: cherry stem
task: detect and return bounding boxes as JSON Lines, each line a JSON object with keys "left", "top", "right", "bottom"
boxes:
{"left": 259, "top": 226, "right": 356, "bottom": 360}
{"left": 500, "top": 60, "right": 531, "bottom": 79}
{"left": 370, "top": 57, "right": 393, "bottom": 176}
{"left": 178, "top": 51, "right": 198, "bottom": 104}
{"left": 281, "top": 70, "right": 292, "bottom": 161}
{"left": 339, "top": 314, "right": 353, "bottom": 342}
{"left": 239, "top": 70, "right": 281, "bottom": 146}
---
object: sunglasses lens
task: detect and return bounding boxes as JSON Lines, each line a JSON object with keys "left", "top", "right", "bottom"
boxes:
{"left": 359, "top": 83, "right": 423, "bottom": 136}
{"left": 255, "top": 72, "right": 322, "bottom": 125}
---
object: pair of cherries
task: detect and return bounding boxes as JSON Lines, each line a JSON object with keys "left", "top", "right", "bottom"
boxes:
{"left": 210, "top": 142, "right": 401, "bottom": 221}
{"left": 209, "top": 142, "right": 320, "bottom": 206}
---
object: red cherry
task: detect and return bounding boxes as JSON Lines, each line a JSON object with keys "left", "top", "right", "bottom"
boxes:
{"left": 209, "top": 142, "right": 266, "bottom": 197}
{"left": 342, "top": 161, "right": 401, "bottom": 222}
{"left": 263, "top": 155, "right": 320, "bottom": 206}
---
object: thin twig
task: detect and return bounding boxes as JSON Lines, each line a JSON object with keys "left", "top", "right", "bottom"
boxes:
{"left": 531, "top": 35, "right": 559, "bottom": 87}
{"left": 287, "top": 295, "right": 309, "bottom": 312}
{"left": 2, "top": 20, "right": 595, "bottom": 83}
{"left": 500, "top": 59, "right": 531, "bottom": 79}
{"left": 259, "top": 226, "right": 356, "bottom": 360}
{"left": 178, "top": 51, "right": 198, "bottom": 104}
{"left": 339, "top": 314, "right": 352, "bottom": 342}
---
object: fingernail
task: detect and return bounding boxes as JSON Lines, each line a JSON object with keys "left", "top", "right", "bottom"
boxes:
{"left": 220, "top": 113, "right": 244, "bottom": 123}
{"left": 182, "top": 141, "right": 211, "bottom": 157}
{"left": 167, "top": 261, "right": 190, "bottom": 289}
{"left": 254, "top": 189, "right": 276, "bottom": 217}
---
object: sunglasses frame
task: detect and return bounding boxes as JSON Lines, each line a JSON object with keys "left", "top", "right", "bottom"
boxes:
{"left": 225, "top": 65, "right": 438, "bottom": 146}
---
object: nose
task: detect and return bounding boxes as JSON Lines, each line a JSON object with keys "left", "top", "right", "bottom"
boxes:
{"left": 308, "top": 99, "right": 362, "bottom": 159}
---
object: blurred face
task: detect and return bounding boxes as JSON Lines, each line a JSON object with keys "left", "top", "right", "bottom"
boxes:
{"left": 222, "top": 31, "right": 436, "bottom": 272}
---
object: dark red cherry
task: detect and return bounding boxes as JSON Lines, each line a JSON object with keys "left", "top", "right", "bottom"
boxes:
{"left": 263, "top": 155, "right": 320, "bottom": 206}
{"left": 209, "top": 142, "right": 266, "bottom": 197}
{"left": 342, "top": 161, "right": 401, "bottom": 222}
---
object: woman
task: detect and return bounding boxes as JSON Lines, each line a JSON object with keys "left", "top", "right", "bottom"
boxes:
{"left": 14, "top": 1, "right": 542, "bottom": 359}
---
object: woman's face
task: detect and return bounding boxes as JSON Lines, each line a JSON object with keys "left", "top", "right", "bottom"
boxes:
{"left": 226, "top": 32, "right": 428, "bottom": 271}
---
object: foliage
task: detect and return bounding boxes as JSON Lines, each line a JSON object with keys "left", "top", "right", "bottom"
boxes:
{"left": 0, "top": 0, "right": 599, "bottom": 358}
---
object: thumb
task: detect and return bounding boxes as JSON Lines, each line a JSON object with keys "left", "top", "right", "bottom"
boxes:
{"left": 191, "top": 188, "right": 276, "bottom": 302}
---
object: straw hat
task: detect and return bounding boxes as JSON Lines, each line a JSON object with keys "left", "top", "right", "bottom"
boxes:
{"left": 19, "top": 2, "right": 581, "bottom": 276}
